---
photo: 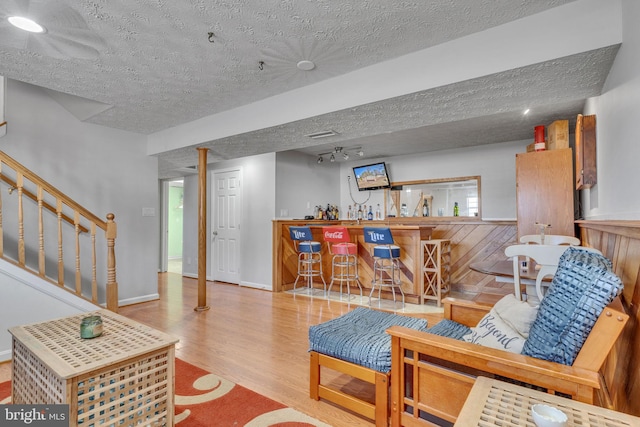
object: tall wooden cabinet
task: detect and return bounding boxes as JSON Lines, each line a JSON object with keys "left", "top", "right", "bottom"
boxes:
{"left": 516, "top": 148, "right": 575, "bottom": 239}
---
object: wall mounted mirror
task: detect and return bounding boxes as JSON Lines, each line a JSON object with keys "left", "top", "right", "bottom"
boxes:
{"left": 385, "top": 176, "right": 481, "bottom": 218}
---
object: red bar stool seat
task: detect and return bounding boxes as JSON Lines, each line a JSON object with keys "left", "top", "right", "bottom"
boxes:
{"left": 331, "top": 242, "right": 358, "bottom": 256}
{"left": 323, "top": 226, "right": 362, "bottom": 301}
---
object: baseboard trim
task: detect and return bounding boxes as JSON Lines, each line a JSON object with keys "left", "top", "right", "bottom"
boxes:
{"left": 173, "top": 273, "right": 271, "bottom": 291}
{"left": 118, "top": 293, "right": 160, "bottom": 307}
{"left": 240, "top": 281, "right": 272, "bottom": 291}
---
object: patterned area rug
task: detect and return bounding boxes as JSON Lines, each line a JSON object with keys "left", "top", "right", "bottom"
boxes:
{"left": 0, "top": 358, "right": 330, "bottom": 427}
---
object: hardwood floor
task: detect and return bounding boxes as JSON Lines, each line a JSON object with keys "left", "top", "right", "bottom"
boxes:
{"left": 118, "top": 273, "right": 446, "bottom": 427}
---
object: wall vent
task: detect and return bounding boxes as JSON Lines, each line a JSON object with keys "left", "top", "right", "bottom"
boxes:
{"left": 305, "top": 130, "right": 338, "bottom": 139}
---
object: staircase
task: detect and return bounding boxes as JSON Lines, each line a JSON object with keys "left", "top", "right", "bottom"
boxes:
{"left": 0, "top": 150, "right": 118, "bottom": 360}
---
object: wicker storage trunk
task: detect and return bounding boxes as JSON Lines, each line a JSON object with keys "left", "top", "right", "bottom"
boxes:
{"left": 9, "top": 310, "right": 178, "bottom": 427}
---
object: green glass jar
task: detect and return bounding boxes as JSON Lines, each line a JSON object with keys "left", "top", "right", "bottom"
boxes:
{"left": 80, "top": 315, "right": 103, "bottom": 339}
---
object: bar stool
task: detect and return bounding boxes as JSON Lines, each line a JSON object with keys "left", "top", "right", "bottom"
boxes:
{"left": 289, "top": 226, "right": 327, "bottom": 294}
{"left": 363, "top": 227, "right": 404, "bottom": 308}
{"left": 422, "top": 239, "right": 451, "bottom": 307}
{"left": 322, "top": 226, "right": 363, "bottom": 301}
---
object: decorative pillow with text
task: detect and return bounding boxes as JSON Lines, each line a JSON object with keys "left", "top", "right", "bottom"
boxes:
{"left": 462, "top": 308, "right": 526, "bottom": 353}
{"left": 462, "top": 294, "right": 539, "bottom": 353}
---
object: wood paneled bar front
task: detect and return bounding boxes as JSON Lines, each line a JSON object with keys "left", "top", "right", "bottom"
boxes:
{"left": 273, "top": 218, "right": 520, "bottom": 300}
{"left": 273, "top": 220, "right": 433, "bottom": 304}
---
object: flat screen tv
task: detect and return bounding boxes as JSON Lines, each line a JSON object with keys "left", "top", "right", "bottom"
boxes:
{"left": 352, "top": 162, "right": 391, "bottom": 191}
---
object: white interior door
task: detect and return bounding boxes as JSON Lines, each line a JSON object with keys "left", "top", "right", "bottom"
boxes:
{"left": 212, "top": 168, "right": 241, "bottom": 284}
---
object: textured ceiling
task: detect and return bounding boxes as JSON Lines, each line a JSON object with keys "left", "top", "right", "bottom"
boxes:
{"left": 0, "top": 1, "right": 621, "bottom": 178}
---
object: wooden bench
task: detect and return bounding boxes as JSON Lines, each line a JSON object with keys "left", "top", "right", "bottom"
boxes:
{"left": 387, "top": 297, "right": 629, "bottom": 426}
{"left": 309, "top": 307, "right": 429, "bottom": 427}
{"left": 310, "top": 350, "right": 390, "bottom": 426}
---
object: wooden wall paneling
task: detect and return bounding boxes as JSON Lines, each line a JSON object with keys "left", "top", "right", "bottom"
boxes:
{"left": 443, "top": 223, "right": 517, "bottom": 295}
{"left": 274, "top": 221, "right": 434, "bottom": 304}
{"left": 627, "top": 276, "right": 640, "bottom": 414}
{"left": 356, "top": 233, "right": 375, "bottom": 291}
{"left": 615, "top": 237, "right": 635, "bottom": 303}
{"left": 274, "top": 220, "right": 518, "bottom": 299}
{"left": 272, "top": 221, "right": 283, "bottom": 292}
{"left": 577, "top": 220, "right": 640, "bottom": 416}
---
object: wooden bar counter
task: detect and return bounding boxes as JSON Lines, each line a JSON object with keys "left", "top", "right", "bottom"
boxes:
{"left": 272, "top": 220, "right": 433, "bottom": 304}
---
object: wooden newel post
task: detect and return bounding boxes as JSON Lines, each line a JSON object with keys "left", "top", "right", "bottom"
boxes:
{"left": 195, "top": 148, "right": 210, "bottom": 312}
{"left": 105, "top": 213, "right": 118, "bottom": 312}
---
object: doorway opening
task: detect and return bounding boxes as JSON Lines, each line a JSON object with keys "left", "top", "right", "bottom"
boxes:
{"left": 167, "top": 179, "right": 184, "bottom": 274}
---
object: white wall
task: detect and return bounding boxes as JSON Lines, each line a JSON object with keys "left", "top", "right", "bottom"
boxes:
{"left": 335, "top": 140, "right": 524, "bottom": 221}
{"left": 182, "top": 153, "right": 276, "bottom": 289}
{"left": 2, "top": 80, "right": 159, "bottom": 306}
{"left": 341, "top": 141, "right": 529, "bottom": 220}
{"left": 276, "top": 150, "right": 341, "bottom": 219}
{"left": 582, "top": 0, "right": 640, "bottom": 220}
{"left": 268, "top": 140, "right": 524, "bottom": 223}
{"left": 0, "top": 258, "right": 100, "bottom": 362}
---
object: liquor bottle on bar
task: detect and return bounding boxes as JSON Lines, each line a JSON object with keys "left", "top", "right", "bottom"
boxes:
{"left": 367, "top": 206, "right": 373, "bottom": 220}
{"left": 347, "top": 205, "right": 353, "bottom": 220}
{"left": 357, "top": 204, "right": 363, "bottom": 220}
{"left": 376, "top": 204, "right": 382, "bottom": 220}
{"left": 453, "top": 202, "right": 459, "bottom": 216}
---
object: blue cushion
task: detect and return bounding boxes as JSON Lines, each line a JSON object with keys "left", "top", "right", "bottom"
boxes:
{"left": 426, "top": 319, "right": 471, "bottom": 340}
{"left": 373, "top": 244, "right": 400, "bottom": 258}
{"left": 521, "top": 247, "right": 623, "bottom": 365}
{"left": 309, "top": 307, "right": 428, "bottom": 372}
{"left": 298, "top": 241, "right": 321, "bottom": 253}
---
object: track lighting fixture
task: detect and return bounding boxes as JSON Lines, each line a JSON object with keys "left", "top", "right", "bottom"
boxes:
{"left": 316, "top": 146, "right": 363, "bottom": 164}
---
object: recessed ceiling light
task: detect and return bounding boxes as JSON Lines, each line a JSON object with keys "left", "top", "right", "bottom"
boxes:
{"left": 297, "top": 60, "right": 315, "bottom": 71}
{"left": 8, "top": 16, "right": 45, "bottom": 33}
